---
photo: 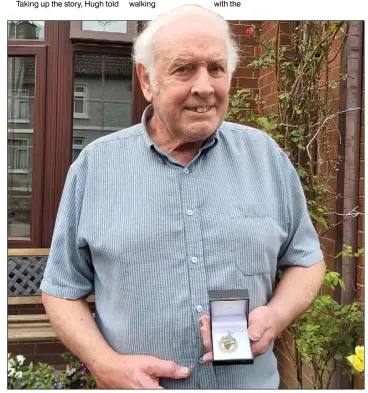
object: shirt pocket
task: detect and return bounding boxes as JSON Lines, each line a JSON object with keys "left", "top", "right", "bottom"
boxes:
{"left": 230, "top": 203, "right": 277, "bottom": 276}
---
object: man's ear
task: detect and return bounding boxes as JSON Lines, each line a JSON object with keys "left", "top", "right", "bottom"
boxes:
{"left": 136, "top": 63, "right": 154, "bottom": 102}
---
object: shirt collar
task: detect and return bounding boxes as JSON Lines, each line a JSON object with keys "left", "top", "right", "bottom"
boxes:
{"left": 140, "top": 104, "right": 220, "bottom": 153}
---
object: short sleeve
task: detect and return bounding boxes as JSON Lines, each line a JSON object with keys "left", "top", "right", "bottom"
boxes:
{"left": 277, "top": 149, "right": 324, "bottom": 269}
{"left": 40, "top": 163, "right": 94, "bottom": 299}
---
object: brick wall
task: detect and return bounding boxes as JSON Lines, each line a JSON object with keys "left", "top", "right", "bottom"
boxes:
{"left": 8, "top": 340, "right": 68, "bottom": 369}
{"left": 229, "top": 21, "right": 364, "bottom": 389}
{"left": 229, "top": 21, "right": 260, "bottom": 105}
{"left": 8, "top": 302, "right": 95, "bottom": 368}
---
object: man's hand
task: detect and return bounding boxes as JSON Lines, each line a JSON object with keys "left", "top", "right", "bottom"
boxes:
{"left": 91, "top": 354, "right": 190, "bottom": 389}
{"left": 200, "top": 306, "right": 280, "bottom": 361}
{"left": 245, "top": 306, "right": 281, "bottom": 356}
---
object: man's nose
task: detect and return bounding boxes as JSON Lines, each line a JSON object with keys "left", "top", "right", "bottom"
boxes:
{"left": 191, "top": 68, "right": 214, "bottom": 97}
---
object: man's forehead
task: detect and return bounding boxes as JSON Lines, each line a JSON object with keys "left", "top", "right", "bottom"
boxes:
{"left": 156, "top": 37, "right": 227, "bottom": 64}
{"left": 168, "top": 51, "right": 227, "bottom": 62}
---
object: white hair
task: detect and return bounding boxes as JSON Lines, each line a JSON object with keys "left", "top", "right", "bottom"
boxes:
{"left": 132, "top": 4, "right": 239, "bottom": 89}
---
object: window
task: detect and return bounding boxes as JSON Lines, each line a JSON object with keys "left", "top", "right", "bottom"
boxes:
{"left": 72, "top": 52, "right": 133, "bottom": 163}
{"left": 72, "top": 137, "right": 86, "bottom": 162}
{"left": 8, "top": 50, "right": 46, "bottom": 246}
{"left": 70, "top": 21, "right": 137, "bottom": 43}
{"left": 74, "top": 85, "right": 88, "bottom": 118}
{"left": 8, "top": 21, "right": 145, "bottom": 248}
{"left": 8, "top": 89, "right": 30, "bottom": 122}
{"left": 81, "top": 21, "right": 128, "bottom": 33}
{"left": 8, "top": 21, "right": 45, "bottom": 40}
{"left": 8, "top": 139, "right": 29, "bottom": 172}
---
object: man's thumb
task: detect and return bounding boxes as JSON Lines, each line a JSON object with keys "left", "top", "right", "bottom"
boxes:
{"left": 146, "top": 358, "right": 190, "bottom": 379}
{"left": 247, "top": 323, "right": 264, "bottom": 342}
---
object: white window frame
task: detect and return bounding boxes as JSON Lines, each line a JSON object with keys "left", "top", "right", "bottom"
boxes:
{"left": 8, "top": 138, "right": 29, "bottom": 174}
{"left": 72, "top": 136, "right": 86, "bottom": 161}
{"left": 73, "top": 84, "right": 89, "bottom": 118}
{"left": 8, "top": 89, "right": 30, "bottom": 123}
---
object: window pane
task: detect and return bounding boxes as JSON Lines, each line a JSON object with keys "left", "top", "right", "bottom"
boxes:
{"left": 7, "top": 56, "right": 35, "bottom": 239}
{"left": 72, "top": 53, "right": 133, "bottom": 162}
{"left": 74, "top": 98, "right": 85, "bottom": 114}
{"left": 81, "top": 21, "right": 127, "bottom": 33}
{"left": 8, "top": 21, "right": 44, "bottom": 40}
{"left": 75, "top": 85, "right": 86, "bottom": 93}
{"left": 72, "top": 149, "right": 81, "bottom": 162}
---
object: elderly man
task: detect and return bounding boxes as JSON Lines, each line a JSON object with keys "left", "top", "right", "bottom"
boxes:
{"left": 41, "top": 5, "right": 325, "bottom": 389}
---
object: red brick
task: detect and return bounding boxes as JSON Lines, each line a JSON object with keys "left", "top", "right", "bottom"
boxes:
{"left": 8, "top": 343, "right": 36, "bottom": 356}
{"left": 278, "top": 363, "right": 300, "bottom": 389}
{"left": 233, "top": 67, "right": 255, "bottom": 78}
{"left": 260, "top": 84, "right": 272, "bottom": 97}
{"left": 239, "top": 46, "right": 255, "bottom": 57}
{"left": 359, "top": 159, "right": 364, "bottom": 178}
{"left": 230, "top": 23, "right": 255, "bottom": 36}
{"left": 266, "top": 72, "right": 276, "bottom": 84}
{"left": 356, "top": 283, "right": 364, "bottom": 300}
{"left": 356, "top": 265, "right": 364, "bottom": 284}
{"left": 237, "top": 77, "right": 258, "bottom": 89}
{"left": 270, "top": 82, "right": 278, "bottom": 94}
{"left": 358, "top": 216, "right": 364, "bottom": 231}
{"left": 325, "top": 130, "right": 341, "bottom": 146}
{"left": 25, "top": 353, "right": 65, "bottom": 366}
{"left": 253, "top": 67, "right": 260, "bottom": 78}
{"left": 357, "top": 230, "right": 364, "bottom": 248}
{"left": 254, "top": 45, "right": 261, "bottom": 57}
{"left": 36, "top": 342, "right": 67, "bottom": 354}
{"left": 265, "top": 92, "right": 278, "bottom": 107}
{"left": 258, "top": 74, "right": 268, "bottom": 88}
{"left": 277, "top": 348, "right": 298, "bottom": 373}
{"left": 279, "top": 22, "right": 293, "bottom": 34}
{"left": 261, "top": 21, "right": 274, "bottom": 34}
{"left": 354, "top": 373, "right": 365, "bottom": 389}
{"left": 359, "top": 196, "right": 364, "bottom": 214}
{"left": 239, "top": 35, "right": 258, "bottom": 46}
{"left": 359, "top": 178, "right": 364, "bottom": 195}
{"left": 329, "top": 54, "right": 342, "bottom": 69}
{"left": 329, "top": 66, "right": 342, "bottom": 83}
{"left": 262, "top": 25, "right": 278, "bottom": 43}
{"left": 279, "top": 33, "right": 292, "bottom": 46}
{"left": 230, "top": 79, "right": 238, "bottom": 90}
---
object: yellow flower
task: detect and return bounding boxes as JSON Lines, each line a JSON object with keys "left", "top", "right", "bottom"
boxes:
{"left": 355, "top": 346, "right": 364, "bottom": 362}
{"left": 347, "top": 346, "right": 364, "bottom": 372}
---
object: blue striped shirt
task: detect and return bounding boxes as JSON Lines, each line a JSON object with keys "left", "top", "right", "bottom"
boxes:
{"left": 41, "top": 104, "right": 323, "bottom": 389}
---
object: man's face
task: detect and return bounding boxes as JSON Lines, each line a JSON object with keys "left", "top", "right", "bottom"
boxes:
{"left": 149, "top": 22, "right": 230, "bottom": 143}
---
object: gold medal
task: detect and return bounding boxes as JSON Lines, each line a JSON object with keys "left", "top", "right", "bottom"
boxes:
{"left": 218, "top": 331, "right": 237, "bottom": 353}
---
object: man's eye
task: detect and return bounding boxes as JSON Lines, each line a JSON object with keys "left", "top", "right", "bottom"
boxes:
{"left": 175, "top": 65, "right": 192, "bottom": 73}
{"left": 212, "top": 65, "right": 225, "bottom": 72}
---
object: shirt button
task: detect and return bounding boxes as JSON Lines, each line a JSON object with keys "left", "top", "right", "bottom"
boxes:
{"left": 196, "top": 305, "right": 203, "bottom": 313}
{"left": 187, "top": 209, "right": 193, "bottom": 216}
{"left": 184, "top": 168, "right": 189, "bottom": 173}
{"left": 199, "top": 357, "right": 205, "bottom": 364}
{"left": 191, "top": 256, "right": 198, "bottom": 263}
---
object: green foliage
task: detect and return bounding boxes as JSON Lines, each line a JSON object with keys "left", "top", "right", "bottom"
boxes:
{"left": 226, "top": 21, "right": 350, "bottom": 231}
{"left": 60, "top": 352, "right": 97, "bottom": 389}
{"left": 287, "top": 268, "right": 364, "bottom": 388}
{"left": 278, "top": 246, "right": 364, "bottom": 388}
{"left": 8, "top": 352, "right": 96, "bottom": 389}
{"left": 8, "top": 354, "right": 66, "bottom": 389}
{"left": 335, "top": 244, "right": 364, "bottom": 259}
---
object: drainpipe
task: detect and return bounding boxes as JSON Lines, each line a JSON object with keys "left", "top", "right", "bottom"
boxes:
{"left": 334, "top": 20, "right": 363, "bottom": 389}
